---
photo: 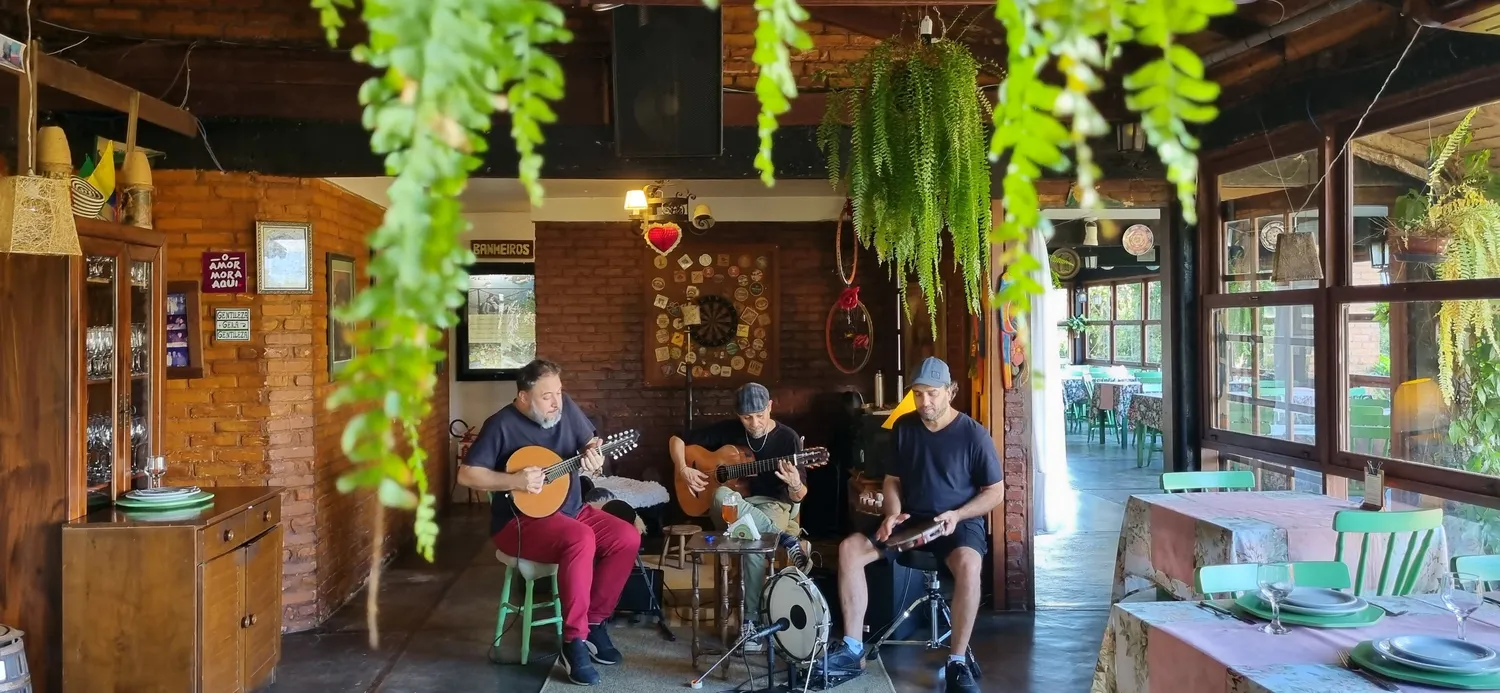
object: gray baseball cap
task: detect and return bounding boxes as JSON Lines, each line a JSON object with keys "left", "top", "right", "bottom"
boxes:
{"left": 735, "top": 383, "right": 771, "bottom": 414}
{"left": 911, "top": 357, "right": 953, "bottom": 388}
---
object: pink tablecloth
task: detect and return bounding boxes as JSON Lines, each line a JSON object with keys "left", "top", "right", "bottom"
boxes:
{"left": 1093, "top": 596, "right": 1500, "bottom": 693}
{"left": 1113, "top": 491, "right": 1449, "bottom": 602}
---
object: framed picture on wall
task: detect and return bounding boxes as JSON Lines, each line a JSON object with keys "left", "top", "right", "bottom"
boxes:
{"left": 455, "top": 262, "right": 536, "bottom": 381}
{"left": 256, "top": 221, "right": 313, "bottom": 294}
{"left": 328, "top": 253, "right": 357, "bottom": 377}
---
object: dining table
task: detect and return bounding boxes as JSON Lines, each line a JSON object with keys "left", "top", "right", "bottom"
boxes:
{"left": 1091, "top": 594, "right": 1500, "bottom": 692}
{"left": 1112, "top": 491, "right": 1450, "bottom": 604}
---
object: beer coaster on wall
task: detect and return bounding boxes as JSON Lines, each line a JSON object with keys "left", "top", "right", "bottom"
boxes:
{"left": 641, "top": 243, "right": 780, "bottom": 388}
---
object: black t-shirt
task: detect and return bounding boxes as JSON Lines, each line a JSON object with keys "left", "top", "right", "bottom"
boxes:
{"left": 891, "top": 413, "right": 1001, "bottom": 521}
{"left": 683, "top": 419, "right": 805, "bottom": 502}
{"left": 462, "top": 394, "right": 596, "bottom": 535}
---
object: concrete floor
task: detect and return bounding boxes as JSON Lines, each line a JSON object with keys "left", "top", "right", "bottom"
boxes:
{"left": 268, "top": 502, "right": 1113, "bottom": 693}
{"left": 1033, "top": 431, "right": 1161, "bottom": 609}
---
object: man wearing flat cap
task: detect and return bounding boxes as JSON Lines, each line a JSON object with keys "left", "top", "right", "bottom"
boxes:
{"left": 670, "top": 382, "right": 809, "bottom": 650}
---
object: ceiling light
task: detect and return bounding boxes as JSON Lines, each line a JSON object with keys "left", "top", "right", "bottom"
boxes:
{"left": 592, "top": 2, "right": 623, "bottom": 10}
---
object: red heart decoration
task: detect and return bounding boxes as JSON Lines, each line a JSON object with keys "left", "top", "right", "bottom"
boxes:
{"left": 645, "top": 223, "right": 682, "bottom": 255}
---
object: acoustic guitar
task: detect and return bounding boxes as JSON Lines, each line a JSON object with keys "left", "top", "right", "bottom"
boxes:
{"left": 675, "top": 444, "right": 829, "bottom": 517}
{"left": 505, "top": 429, "right": 640, "bottom": 518}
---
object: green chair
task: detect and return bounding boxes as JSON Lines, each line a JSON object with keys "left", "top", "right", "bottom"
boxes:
{"left": 1348, "top": 405, "right": 1391, "bottom": 456}
{"left": 1453, "top": 555, "right": 1500, "bottom": 590}
{"left": 493, "top": 549, "right": 565, "bottom": 665}
{"left": 1161, "top": 470, "right": 1256, "bottom": 493}
{"left": 1196, "top": 560, "right": 1352, "bottom": 599}
{"left": 1135, "top": 423, "right": 1162, "bottom": 468}
{"left": 1333, "top": 508, "right": 1443, "bottom": 596}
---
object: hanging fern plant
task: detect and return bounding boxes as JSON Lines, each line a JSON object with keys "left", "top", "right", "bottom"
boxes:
{"left": 819, "top": 38, "right": 993, "bottom": 327}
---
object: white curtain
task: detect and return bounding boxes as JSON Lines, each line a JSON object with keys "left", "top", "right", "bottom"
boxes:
{"left": 1029, "top": 228, "right": 1070, "bottom": 534}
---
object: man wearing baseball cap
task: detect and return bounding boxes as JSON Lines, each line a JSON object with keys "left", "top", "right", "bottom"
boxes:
{"left": 669, "top": 382, "right": 811, "bottom": 651}
{"left": 815, "top": 357, "right": 1001, "bottom": 693}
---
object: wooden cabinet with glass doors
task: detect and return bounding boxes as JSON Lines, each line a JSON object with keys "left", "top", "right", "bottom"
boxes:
{"left": 75, "top": 217, "right": 165, "bottom": 515}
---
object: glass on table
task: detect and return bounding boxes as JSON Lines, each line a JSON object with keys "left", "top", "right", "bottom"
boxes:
{"left": 1441, "top": 571, "right": 1484, "bottom": 641}
{"left": 1257, "top": 562, "right": 1296, "bottom": 635}
{"left": 720, "top": 494, "right": 739, "bottom": 526}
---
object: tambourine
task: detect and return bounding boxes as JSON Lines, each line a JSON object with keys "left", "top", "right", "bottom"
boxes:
{"left": 884, "top": 518, "right": 944, "bottom": 552}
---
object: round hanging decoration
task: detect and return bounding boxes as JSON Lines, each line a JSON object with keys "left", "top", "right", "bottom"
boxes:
{"left": 835, "top": 199, "right": 858, "bottom": 285}
{"left": 1122, "top": 224, "right": 1155, "bottom": 256}
{"left": 1260, "top": 220, "right": 1285, "bottom": 251}
{"left": 826, "top": 295, "right": 874, "bottom": 374}
{"left": 1050, "top": 248, "right": 1081, "bottom": 280}
{"left": 645, "top": 222, "right": 683, "bottom": 256}
{"left": 690, "top": 294, "right": 738, "bottom": 348}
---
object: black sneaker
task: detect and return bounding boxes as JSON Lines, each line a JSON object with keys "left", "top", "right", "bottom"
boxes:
{"left": 945, "top": 660, "right": 979, "bottom": 693}
{"left": 585, "top": 623, "right": 621, "bottom": 665}
{"left": 777, "top": 532, "right": 810, "bottom": 571}
{"left": 560, "top": 639, "right": 600, "bottom": 686}
{"left": 812, "top": 640, "right": 866, "bottom": 675}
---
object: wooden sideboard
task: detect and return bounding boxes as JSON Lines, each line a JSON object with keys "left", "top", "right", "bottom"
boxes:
{"left": 61, "top": 487, "right": 284, "bottom": 693}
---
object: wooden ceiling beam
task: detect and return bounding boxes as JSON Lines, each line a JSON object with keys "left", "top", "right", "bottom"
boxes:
{"left": 577, "top": 0, "right": 994, "bottom": 6}
{"left": 1209, "top": 13, "right": 1274, "bottom": 40}
{"left": 32, "top": 50, "right": 198, "bottom": 137}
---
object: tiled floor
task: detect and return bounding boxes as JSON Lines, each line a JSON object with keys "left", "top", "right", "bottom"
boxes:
{"left": 269, "top": 502, "right": 1114, "bottom": 692}
{"left": 1034, "top": 432, "right": 1161, "bottom": 609}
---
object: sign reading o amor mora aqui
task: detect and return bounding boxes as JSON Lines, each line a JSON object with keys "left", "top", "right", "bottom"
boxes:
{"left": 202, "top": 252, "right": 248, "bottom": 293}
{"left": 470, "top": 240, "right": 534, "bottom": 260}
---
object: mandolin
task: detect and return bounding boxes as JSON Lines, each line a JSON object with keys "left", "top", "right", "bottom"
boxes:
{"left": 675, "top": 444, "right": 829, "bottom": 517}
{"left": 505, "top": 429, "right": 640, "bottom": 518}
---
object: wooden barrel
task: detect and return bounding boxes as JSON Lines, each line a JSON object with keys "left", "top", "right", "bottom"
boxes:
{"left": 0, "top": 624, "right": 32, "bottom": 693}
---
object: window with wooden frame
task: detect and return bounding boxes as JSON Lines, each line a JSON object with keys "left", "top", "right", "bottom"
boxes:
{"left": 1200, "top": 93, "right": 1500, "bottom": 518}
{"left": 1081, "top": 278, "right": 1163, "bottom": 368}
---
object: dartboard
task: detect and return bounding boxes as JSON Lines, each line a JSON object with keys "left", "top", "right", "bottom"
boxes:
{"left": 691, "top": 294, "right": 737, "bottom": 347}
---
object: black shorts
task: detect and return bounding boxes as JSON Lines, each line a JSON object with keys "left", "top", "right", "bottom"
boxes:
{"left": 867, "top": 516, "right": 987, "bottom": 564}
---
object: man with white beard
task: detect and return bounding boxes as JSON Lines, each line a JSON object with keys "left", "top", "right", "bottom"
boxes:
{"left": 459, "top": 359, "right": 640, "bottom": 686}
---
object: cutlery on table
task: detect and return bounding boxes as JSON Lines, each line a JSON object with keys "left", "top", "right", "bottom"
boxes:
{"left": 1371, "top": 603, "right": 1408, "bottom": 617}
{"left": 1195, "top": 601, "right": 1230, "bottom": 619}
{"left": 1484, "top": 595, "right": 1500, "bottom": 608}
{"left": 1200, "top": 601, "right": 1258, "bottom": 625}
{"left": 1338, "top": 650, "right": 1400, "bottom": 692}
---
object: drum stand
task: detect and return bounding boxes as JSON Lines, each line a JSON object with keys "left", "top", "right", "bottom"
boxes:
{"left": 692, "top": 634, "right": 859, "bottom": 693}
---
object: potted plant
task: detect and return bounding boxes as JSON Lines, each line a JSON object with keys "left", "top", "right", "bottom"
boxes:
{"left": 1065, "top": 314, "right": 1087, "bottom": 335}
{"left": 1389, "top": 108, "right": 1500, "bottom": 263}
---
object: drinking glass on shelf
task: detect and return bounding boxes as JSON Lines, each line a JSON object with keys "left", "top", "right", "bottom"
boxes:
{"left": 1257, "top": 562, "right": 1295, "bottom": 635}
{"left": 1442, "top": 571, "right": 1484, "bottom": 641}
{"left": 146, "top": 456, "right": 167, "bottom": 490}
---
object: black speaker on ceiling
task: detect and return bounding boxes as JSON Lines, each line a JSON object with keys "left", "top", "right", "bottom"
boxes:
{"left": 610, "top": 5, "right": 723, "bottom": 158}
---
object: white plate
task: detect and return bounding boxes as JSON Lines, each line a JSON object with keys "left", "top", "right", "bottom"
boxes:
{"left": 125, "top": 490, "right": 199, "bottom": 502}
{"left": 1390, "top": 635, "right": 1498, "bottom": 667}
{"left": 1374, "top": 639, "right": 1500, "bottom": 675}
{"left": 1255, "top": 593, "right": 1366, "bottom": 616}
{"left": 128, "top": 486, "right": 200, "bottom": 498}
{"left": 1284, "top": 587, "right": 1361, "bottom": 610}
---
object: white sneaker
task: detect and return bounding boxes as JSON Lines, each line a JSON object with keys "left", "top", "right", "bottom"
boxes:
{"left": 741, "top": 620, "right": 766, "bottom": 653}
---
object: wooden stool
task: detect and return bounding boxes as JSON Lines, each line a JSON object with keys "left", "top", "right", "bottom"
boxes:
{"left": 660, "top": 525, "right": 701, "bottom": 570}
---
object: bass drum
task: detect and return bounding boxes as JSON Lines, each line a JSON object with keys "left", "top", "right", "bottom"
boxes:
{"left": 761, "top": 567, "right": 832, "bottom": 663}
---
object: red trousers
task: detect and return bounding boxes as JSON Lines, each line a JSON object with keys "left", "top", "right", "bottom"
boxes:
{"left": 493, "top": 504, "right": 641, "bottom": 641}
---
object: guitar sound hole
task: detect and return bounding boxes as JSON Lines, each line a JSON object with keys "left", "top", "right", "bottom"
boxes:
{"left": 716, "top": 468, "right": 729, "bottom": 484}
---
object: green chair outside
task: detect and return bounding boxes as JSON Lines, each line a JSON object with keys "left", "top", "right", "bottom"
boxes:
{"left": 1453, "top": 554, "right": 1500, "bottom": 590}
{"left": 1348, "top": 405, "right": 1391, "bottom": 456}
{"left": 1196, "top": 560, "right": 1352, "bottom": 599}
{"left": 1161, "top": 470, "right": 1257, "bottom": 493}
{"left": 493, "top": 549, "right": 565, "bottom": 665}
{"left": 1135, "top": 423, "right": 1162, "bottom": 468}
{"left": 1333, "top": 508, "right": 1443, "bottom": 596}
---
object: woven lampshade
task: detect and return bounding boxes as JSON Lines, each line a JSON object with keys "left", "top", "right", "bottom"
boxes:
{"left": 36, "top": 126, "right": 72, "bottom": 179}
{"left": 120, "top": 150, "right": 152, "bottom": 188}
{"left": 1270, "top": 231, "right": 1323, "bottom": 283}
{"left": 0, "top": 175, "right": 81, "bottom": 256}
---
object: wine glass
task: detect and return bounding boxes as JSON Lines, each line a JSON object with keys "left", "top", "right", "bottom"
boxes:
{"left": 1441, "top": 571, "right": 1484, "bottom": 641}
{"left": 145, "top": 456, "right": 167, "bottom": 490}
{"left": 1257, "top": 562, "right": 1296, "bottom": 635}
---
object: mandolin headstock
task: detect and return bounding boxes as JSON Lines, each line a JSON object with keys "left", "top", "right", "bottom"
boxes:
{"left": 601, "top": 429, "right": 641, "bottom": 459}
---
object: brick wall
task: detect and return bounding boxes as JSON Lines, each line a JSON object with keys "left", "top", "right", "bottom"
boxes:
{"left": 533, "top": 222, "right": 897, "bottom": 486}
{"left": 153, "top": 171, "right": 449, "bottom": 631}
{"left": 1001, "top": 385, "right": 1031, "bottom": 609}
{"left": 721, "top": 7, "right": 878, "bottom": 89}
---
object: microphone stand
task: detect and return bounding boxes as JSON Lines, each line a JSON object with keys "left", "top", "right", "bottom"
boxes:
{"left": 689, "top": 619, "right": 786, "bottom": 690}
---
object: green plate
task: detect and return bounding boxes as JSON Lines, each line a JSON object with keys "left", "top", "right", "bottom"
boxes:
{"left": 1352, "top": 641, "right": 1500, "bottom": 690}
{"left": 1233, "top": 594, "right": 1384, "bottom": 628}
{"left": 114, "top": 491, "right": 215, "bottom": 510}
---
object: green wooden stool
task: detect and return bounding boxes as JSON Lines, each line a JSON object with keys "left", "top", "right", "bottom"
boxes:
{"left": 493, "top": 549, "right": 564, "bottom": 665}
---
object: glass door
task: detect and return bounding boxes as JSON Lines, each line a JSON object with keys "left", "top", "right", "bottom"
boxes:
{"left": 81, "top": 240, "right": 122, "bottom": 507}
{"left": 125, "top": 248, "right": 159, "bottom": 489}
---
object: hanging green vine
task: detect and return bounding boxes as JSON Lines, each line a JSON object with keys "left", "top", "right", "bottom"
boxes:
{"left": 311, "top": 0, "right": 1235, "bottom": 647}
{"left": 818, "top": 39, "right": 993, "bottom": 327}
